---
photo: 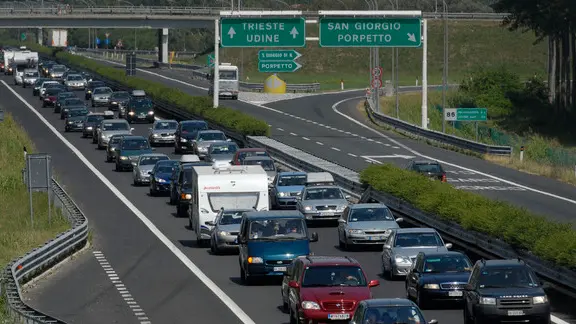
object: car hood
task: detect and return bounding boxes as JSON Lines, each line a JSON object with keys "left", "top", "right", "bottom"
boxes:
{"left": 347, "top": 220, "right": 399, "bottom": 231}
{"left": 303, "top": 199, "right": 348, "bottom": 209}
{"left": 102, "top": 130, "right": 131, "bottom": 137}
{"left": 197, "top": 140, "right": 225, "bottom": 148}
{"left": 392, "top": 246, "right": 449, "bottom": 259}
{"left": 478, "top": 287, "right": 546, "bottom": 298}
{"left": 300, "top": 286, "right": 371, "bottom": 305}
{"left": 247, "top": 239, "right": 309, "bottom": 258}
{"left": 94, "top": 93, "right": 112, "bottom": 98}
{"left": 216, "top": 224, "right": 241, "bottom": 233}
{"left": 154, "top": 171, "right": 172, "bottom": 180}
{"left": 119, "top": 149, "right": 153, "bottom": 156}
{"left": 63, "top": 105, "right": 86, "bottom": 110}
{"left": 152, "top": 128, "right": 177, "bottom": 134}
{"left": 210, "top": 153, "right": 235, "bottom": 162}
{"left": 420, "top": 272, "right": 471, "bottom": 284}
{"left": 277, "top": 185, "right": 305, "bottom": 194}
{"left": 84, "top": 120, "right": 101, "bottom": 127}
{"left": 137, "top": 165, "right": 155, "bottom": 172}
{"left": 66, "top": 116, "right": 85, "bottom": 122}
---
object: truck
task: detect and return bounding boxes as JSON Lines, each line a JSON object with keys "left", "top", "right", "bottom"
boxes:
{"left": 50, "top": 29, "right": 68, "bottom": 47}
{"left": 12, "top": 50, "right": 39, "bottom": 85}
{"left": 189, "top": 163, "right": 269, "bottom": 246}
{"left": 208, "top": 63, "right": 239, "bottom": 100}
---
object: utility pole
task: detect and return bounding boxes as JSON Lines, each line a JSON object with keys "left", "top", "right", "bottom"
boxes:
{"left": 394, "top": 0, "right": 400, "bottom": 118}
{"left": 441, "top": 0, "right": 449, "bottom": 133}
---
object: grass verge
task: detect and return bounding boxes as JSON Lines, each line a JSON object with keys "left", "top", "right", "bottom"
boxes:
{"left": 377, "top": 92, "right": 576, "bottom": 186}
{"left": 0, "top": 113, "right": 69, "bottom": 320}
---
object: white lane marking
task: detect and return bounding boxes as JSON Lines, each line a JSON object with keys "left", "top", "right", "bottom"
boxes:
{"left": 316, "top": 141, "right": 324, "bottom": 146}
{"left": 277, "top": 127, "right": 284, "bottom": 131}
{"left": 302, "top": 137, "right": 310, "bottom": 141}
{"left": 93, "top": 251, "right": 151, "bottom": 323}
{"left": 2, "top": 81, "right": 257, "bottom": 324}
{"left": 290, "top": 132, "right": 298, "bottom": 136}
{"left": 331, "top": 96, "right": 576, "bottom": 207}
{"left": 364, "top": 157, "right": 383, "bottom": 164}
{"left": 348, "top": 153, "right": 358, "bottom": 157}
{"left": 331, "top": 147, "right": 341, "bottom": 151}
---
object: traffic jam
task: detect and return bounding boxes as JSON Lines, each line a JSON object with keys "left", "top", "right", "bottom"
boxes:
{"left": 4, "top": 47, "right": 553, "bottom": 324}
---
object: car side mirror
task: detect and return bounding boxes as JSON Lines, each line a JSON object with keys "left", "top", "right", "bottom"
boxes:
{"left": 226, "top": 138, "right": 231, "bottom": 142}
{"left": 383, "top": 244, "right": 391, "bottom": 250}
{"left": 268, "top": 183, "right": 274, "bottom": 188}
{"left": 445, "top": 243, "right": 453, "bottom": 249}
{"left": 428, "top": 320, "right": 438, "bottom": 324}
{"left": 130, "top": 128, "right": 135, "bottom": 131}
{"left": 345, "top": 195, "right": 351, "bottom": 200}
{"left": 288, "top": 280, "right": 300, "bottom": 288}
{"left": 310, "top": 232, "right": 319, "bottom": 242}
{"left": 148, "top": 171, "right": 153, "bottom": 175}
{"left": 205, "top": 221, "right": 215, "bottom": 226}
{"left": 464, "top": 284, "right": 473, "bottom": 291}
{"left": 395, "top": 217, "right": 404, "bottom": 223}
{"left": 237, "top": 235, "right": 246, "bottom": 244}
{"left": 368, "top": 279, "right": 380, "bottom": 288}
{"left": 337, "top": 218, "right": 346, "bottom": 224}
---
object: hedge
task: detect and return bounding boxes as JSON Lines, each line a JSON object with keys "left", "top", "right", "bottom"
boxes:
{"left": 26, "top": 44, "right": 270, "bottom": 137}
{"left": 360, "top": 164, "right": 576, "bottom": 269}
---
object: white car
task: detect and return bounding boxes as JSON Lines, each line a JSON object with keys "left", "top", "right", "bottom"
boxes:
{"left": 39, "top": 81, "right": 60, "bottom": 99}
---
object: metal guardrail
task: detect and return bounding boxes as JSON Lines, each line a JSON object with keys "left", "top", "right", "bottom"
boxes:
{"left": 365, "top": 98, "right": 513, "bottom": 156}
{"left": 76, "top": 48, "right": 203, "bottom": 70}
{"left": 77, "top": 48, "right": 198, "bottom": 56}
{"left": 1, "top": 178, "right": 88, "bottom": 324}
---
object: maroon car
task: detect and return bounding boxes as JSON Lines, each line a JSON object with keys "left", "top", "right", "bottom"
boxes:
{"left": 42, "top": 87, "right": 64, "bottom": 107}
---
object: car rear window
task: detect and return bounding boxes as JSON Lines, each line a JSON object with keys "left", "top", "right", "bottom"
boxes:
{"left": 414, "top": 163, "right": 442, "bottom": 173}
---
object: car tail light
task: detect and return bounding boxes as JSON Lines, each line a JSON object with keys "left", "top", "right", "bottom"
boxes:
{"left": 441, "top": 174, "right": 447, "bottom": 182}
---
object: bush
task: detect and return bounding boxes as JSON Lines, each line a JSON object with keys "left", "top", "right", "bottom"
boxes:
{"left": 360, "top": 164, "right": 576, "bottom": 268}
{"left": 28, "top": 44, "right": 270, "bottom": 137}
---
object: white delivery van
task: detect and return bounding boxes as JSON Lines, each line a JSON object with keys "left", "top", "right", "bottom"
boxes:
{"left": 208, "top": 63, "right": 239, "bottom": 100}
{"left": 189, "top": 164, "right": 269, "bottom": 246}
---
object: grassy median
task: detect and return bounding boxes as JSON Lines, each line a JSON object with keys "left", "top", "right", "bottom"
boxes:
{"left": 0, "top": 113, "right": 69, "bottom": 319}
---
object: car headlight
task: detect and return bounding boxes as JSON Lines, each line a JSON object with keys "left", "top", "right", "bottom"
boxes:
{"left": 87, "top": 90, "right": 91, "bottom": 93}
{"left": 111, "top": 101, "right": 117, "bottom": 105}
{"left": 86, "top": 126, "right": 93, "bottom": 130}
{"left": 394, "top": 255, "right": 412, "bottom": 264}
{"left": 156, "top": 178, "right": 166, "bottom": 183}
{"left": 101, "top": 135, "right": 106, "bottom": 139}
{"left": 348, "top": 229, "right": 363, "bottom": 234}
{"left": 140, "top": 170, "right": 148, "bottom": 175}
{"left": 304, "top": 206, "right": 312, "bottom": 211}
{"left": 180, "top": 138, "right": 187, "bottom": 142}
{"left": 218, "top": 231, "right": 228, "bottom": 236}
{"left": 153, "top": 133, "right": 159, "bottom": 137}
{"left": 181, "top": 193, "right": 191, "bottom": 200}
{"left": 480, "top": 297, "right": 496, "bottom": 305}
{"left": 247, "top": 257, "right": 263, "bottom": 264}
{"left": 278, "top": 192, "right": 286, "bottom": 197}
{"left": 199, "top": 147, "right": 207, "bottom": 151}
{"left": 533, "top": 296, "right": 548, "bottom": 304}
{"left": 423, "top": 284, "right": 440, "bottom": 290}
{"left": 148, "top": 111, "right": 154, "bottom": 115}
{"left": 120, "top": 156, "right": 128, "bottom": 160}
{"left": 67, "top": 121, "right": 73, "bottom": 124}
{"left": 301, "top": 301, "right": 320, "bottom": 310}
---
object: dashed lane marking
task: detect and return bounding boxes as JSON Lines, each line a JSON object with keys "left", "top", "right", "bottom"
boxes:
{"left": 302, "top": 137, "right": 310, "bottom": 141}
{"left": 290, "top": 132, "right": 298, "bottom": 136}
{"left": 331, "top": 147, "right": 341, "bottom": 151}
{"left": 93, "top": 251, "right": 151, "bottom": 324}
{"left": 316, "top": 141, "right": 324, "bottom": 146}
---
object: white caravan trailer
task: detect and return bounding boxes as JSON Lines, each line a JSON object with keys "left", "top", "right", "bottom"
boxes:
{"left": 12, "top": 50, "right": 39, "bottom": 85}
{"left": 189, "top": 163, "right": 269, "bottom": 245}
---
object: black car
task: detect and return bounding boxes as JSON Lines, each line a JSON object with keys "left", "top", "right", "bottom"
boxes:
{"left": 106, "top": 134, "right": 129, "bottom": 162}
{"left": 60, "top": 98, "right": 87, "bottom": 120}
{"left": 351, "top": 299, "right": 437, "bottom": 324}
{"left": 64, "top": 108, "right": 89, "bottom": 132}
{"left": 41, "top": 62, "right": 55, "bottom": 77}
{"left": 85, "top": 80, "right": 106, "bottom": 100}
{"left": 82, "top": 113, "right": 106, "bottom": 138}
{"left": 169, "top": 161, "right": 211, "bottom": 217}
{"left": 53, "top": 92, "right": 76, "bottom": 113}
{"left": 405, "top": 251, "right": 472, "bottom": 308}
{"left": 125, "top": 97, "right": 154, "bottom": 123}
{"left": 108, "top": 91, "right": 131, "bottom": 112}
{"left": 32, "top": 78, "right": 50, "bottom": 96}
{"left": 173, "top": 120, "right": 209, "bottom": 154}
{"left": 405, "top": 160, "right": 447, "bottom": 182}
{"left": 463, "top": 259, "right": 550, "bottom": 324}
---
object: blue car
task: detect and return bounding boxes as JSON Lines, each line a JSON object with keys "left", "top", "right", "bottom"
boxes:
{"left": 238, "top": 210, "right": 318, "bottom": 284}
{"left": 149, "top": 160, "right": 179, "bottom": 196}
{"left": 269, "top": 172, "right": 307, "bottom": 210}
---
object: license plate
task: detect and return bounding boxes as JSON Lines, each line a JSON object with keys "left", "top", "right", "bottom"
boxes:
{"left": 273, "top": 266, "right": 287, "bottom": 272}
{"left": 368, "top": 236, "right": 383, "bottom": 241}
{"left": 139, "top": 114, "right": 146, "bottom": 118}
{"left": 320, "top": 212, "right": 334, "bottom": 216}
{"left": 328, "top": 314, "right": 350, "bottom": 320}
{"left": 448, "top": 291, "right": 463, "bottom": 297}
{"left": 507, "top": 310, "right": 524, "bottom": 316}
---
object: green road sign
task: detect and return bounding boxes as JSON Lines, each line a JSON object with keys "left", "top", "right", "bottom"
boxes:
{"left": 21, "top": 33, "right": 26, "bottom": 41}
{"left": 318, "top": 17, "right": 421, "bottom": 48}
{"left": 207, "top": 54, "right": 214, "bottom": 67}
{"left": 258, "top": 49, "right": 301, "bottom": 62}
{"left": 258, "top": 60, "right": 302, "bottom": 73}
{"left": 444, "top": 108, "right": 487, "bottom": 121}
{"left": 220, "top": 17, "right": 306, "bottom": 48}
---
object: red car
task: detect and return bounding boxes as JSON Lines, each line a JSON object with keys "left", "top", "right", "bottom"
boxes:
{"left": 231, "top": 147, "right": 269, "bottom": 165}
{"left": 42, "top": 88, "right": 64, "bottom": 108}
{"left": 281, "top": 256, "right": 379, "bottom": 323}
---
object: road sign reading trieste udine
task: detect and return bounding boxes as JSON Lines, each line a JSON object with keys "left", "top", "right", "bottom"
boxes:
{"left": 220, "top": 17, "right": 306, "bottom": 48}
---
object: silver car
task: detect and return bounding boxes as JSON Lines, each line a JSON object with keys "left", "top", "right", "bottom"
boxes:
{"left": 64, "top": 74, "right": 87, "bottom": 90}
{"left": 192, "top": 130, "right": 229, "bottom": 159}
{"left": 49, "top": 65, "right": 66, "bottom": 79}
{"left": 337, "top": 203, "right": 403, "bottom": 250}
{"left": 242, "top": 156, "right": 277, "bottom": 185}
{"left": 297, "top": 185, "right": 350, "bottom": 221}
{"left": 206, "top": 141, "right": 239, "bottom": 165}
{"left": 96, "top": 119, "right": 133, "bottom": 149}
{"left": 91, "top": 87, "right": 113, "bottom": 107}
{"left": 22, "top": 69, "right": 39, "bottom": 88}
{"left": 208, "top": 209, "right": 251, "bottom": 254}
{"left": 148, "top": 119, "right": 178, "bottom": 146}
{"left": 132, "top": 153, "right": 170, "bottom": 186}
{"left": 381, "top": 228, "right": 452, "bottom": 279}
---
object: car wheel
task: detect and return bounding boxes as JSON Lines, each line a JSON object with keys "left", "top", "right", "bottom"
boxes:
{"left": 382, "top": 260, "right": 391, "bottom": 279}
{"left": 405, "top": 283, "right": 412, "bottom": 300}
{"left": 210, "top": 239, "right": 219, "bottom": 255}
{"left": 97, "top": 143, "right": 103, "bottom": 150}
{"left": 169, "top": 194, "right": 176, "bottom": 205}
{"left": 338, "top": 233, "right": 345, "bottom": 249}
{"left": 463, "top": 305, "right": 474, "bottom": 324}
{"left": 115, "top": 163, "right": 120, "bottom": 172}
{"left": 282, "top": 295, "right": 289, "bottom": 313}
{"left": 416, "top": 290, "right": 428, "bottom": 309}
{"left": 240, "top": 267, "right": 251, "bottom": 285}
{"left": 42, "top": 102, "right": 46, "bottom": 108}
{"left": 92, "top": 137, "right": 97, "bottom": 144}
{"left": 133, "top": 178, "right": 139, "bottom": 186}
{"left": 64, "top": 128, "right": 69, "bottom": 132}
{"left": 106, "top": 155, "right": 111, "bottom": 162}
{"left": 149, "top": 188, "right": 156, "bottom": 196}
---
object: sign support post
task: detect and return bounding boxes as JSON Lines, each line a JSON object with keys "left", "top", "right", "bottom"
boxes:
{"left": 421, "top": 19, "right": 428, "bottom": 129}
{"left": 213, "top": 18, "right": 219, "bottom": 108}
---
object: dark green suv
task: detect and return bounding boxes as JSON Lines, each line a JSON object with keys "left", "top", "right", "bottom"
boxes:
{"left": 114, "top": 135, "right": 153, "bottom": 171}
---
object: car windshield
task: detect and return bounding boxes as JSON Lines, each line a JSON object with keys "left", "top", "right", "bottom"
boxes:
{"left": 102, "top": 122, "right": 129, "bottom": 131}
{"left": 52, "top": 67, "right": 65, "bottom": 72}
{"left": 182, "top": 122, "right": 207, "bottom": 133}
{"left": 198, "top": 132, "right": 225, "bottom": 141}
{"left": 64, "top": 98, "right": 84, "bottom": 106}
{"left": 238, "top": 150, "right": 268, "bottom": 161}
{"left": 243, "top": 159, "right": 275, "bottom": 171}
{"left": 69, "top": 109, "right": 88, "bottom": 117}
{"left": 58, "top": 93, "right": 75, "bottom": 99}
{"left": 362, "top": 306, "right": 426, "bottom": 324}
{"left": 304, "top": 187, "right": 343, "bottom": 200}
{"left": 94, "top": 88, "right": 112, "bottom": 94}
{"left": 423, "top": 255, "right": 472, "bottom": 273}
{"left": 111, "top": 92, "right": 130, "bottom": 99}
{"left": 89, "top": 82, "right": 105, "bottom": 88}
{"left": 35, "top": 79, "right": 48, "bottom": 86}
{"left": 210, "top": 144, "right": 238, "bottom": 154}
{"left": 219, "top": 70, "right": 237, "bottom": 80}
{"left": 46, "top": 88, "right": 63, "bottom": 95}
{"left": 121, "top": 139, "right": 149, "bottom": 150}
{"left": 394, "top": 232, "right": 443, "bottom": 247}
{"left": 154, "top": 121, "right": 178, "bottom": 130}
{"left": 139, "top": 155, "right": 168, "bottom": 165}
{"left": 25, "top": 71, "right": 38, "bottom": 77}
{"left": 67, "top": 75, "right": 83, "bottom": 81}
{"left": 414, "top": 163, "right": 442, "bottom": 173}
{"left": 218, "top": 211, "right": 245, "bottom": 225}
{"left": 130, "top": 99, "right": 152, "bottom": 110}
{"left": 349, "top": 207, "right": 394, "bottom": 222}
{"left": 86, "top": 115, "right": 104, "bottom": 123}
{"left": 301, "top": 266, "right": 367, "bottom": 287}
{"left": 155, "top": 164, "right": 176, "bottom": 173}
{"left": 248, "top": 218, "right": 307, "bottom": 240}
{"left": 276, "top": 175, "right": 306, "bottom": 186}
{"left": 42, "top": 82, "right": 58, "bottom": 88}
{"left": 109, "top": 136, "right": 124, "bottom": 145}
{"left": 478, "top": 267, "right": 539, "bottom": 289}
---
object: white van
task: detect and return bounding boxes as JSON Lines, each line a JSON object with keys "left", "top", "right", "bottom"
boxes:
{"left": 208, "top": 63, "right": 239, "bottom": 100}
{"left": 189, "top": 164, "right": 269, "bottom": 246}
{"left": 305, "top": 172, "right": 335, "bottom": 186}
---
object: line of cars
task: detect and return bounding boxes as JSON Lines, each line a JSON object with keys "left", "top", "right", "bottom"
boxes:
{"left": 18, "top": 58, "right": 552, "bottom": 324}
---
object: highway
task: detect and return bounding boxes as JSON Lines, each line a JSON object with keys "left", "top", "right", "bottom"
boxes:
{"left": 90, "top": 58, "right": 576, "bottom": 224}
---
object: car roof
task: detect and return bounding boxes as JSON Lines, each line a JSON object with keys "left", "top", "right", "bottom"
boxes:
{"left": 299, "top": 255, "right": 360, "bottom": 266}
{"left": 237, "top": 147, "right": 266, "bottom": 152}
{"left": 349, "top": 203, "right": 389, "bottom": 210}
{"left": 87, "top": 112, "right": 105, "bottom": 116}
{"left": 478, "top": 259, "right": 527, "bottom": 267}
{"left": 156, "top": 159, "right": 178, "bottom": 165}
{"left": 94, "top": 86, "right": 111, "bottom": 90}
{"left": 139, "top": 153, "right": 168, "bottom": 158}
{"left": 413, "top": 160, "right": 440, "bottom": 165}
{"left": 278, "top": 171, "right": 306, "bottom": 176}
{"left": 112, "top": 91, "right": 129, "bottom": 94}
{"left": 210, "top": 141, "right": 235, "bottom": 146}
{"left": 394, "top": 228, "right": 438, "bottom": 234}
{"left": 362, "top": 298, "right": 416, "bottom": 307}
{"left": 155, "top": 119, "right": 177, "bottom": 124}
{"left": 181, "top": 162, "right": 212, "bottom": 169}
{"left": 243, "top": 156, "right": 273, "bottom": 162}
{"left": 198, "top": 130, "right": 222, "bottom": 134}
{"left": 420, "top": 251, "right": 466, "bottom": 258}
{"left": 244, "top": 210, "right": 305, "bottom": 220}
{"left": 181, "top": 120, "right": 206, "bottom": 124}
{"left": 103, "top": 119, "right": 128, "bottom": 123}
{"left": 121, "top": 135, "right": 146, "bottom": 140}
